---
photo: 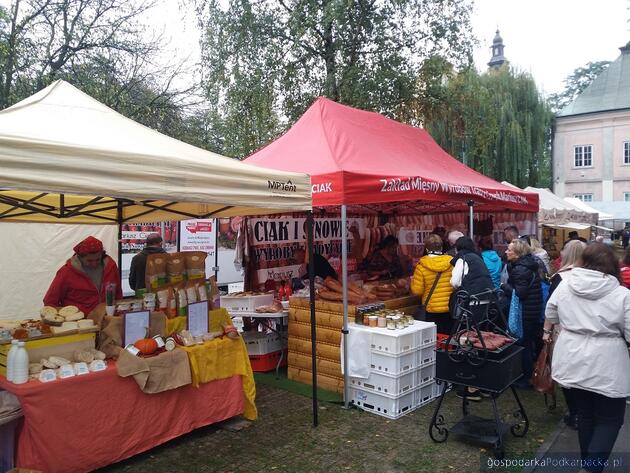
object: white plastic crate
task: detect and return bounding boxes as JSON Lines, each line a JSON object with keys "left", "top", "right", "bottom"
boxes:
{"left": 220, "top": 293, "right": 274, "bottom": 313}
{"left": 417, "top": 344, "right": 436, "bottom": 366}
{"left": 350, "top": 386, "right": 417, "bottom": 420}
{"left": 369, "top": 329, "right": 416, "bottom": 355}
{"left": 370, "top": 350, "right": 416, "bottom": 375}
{"left": 414, "top": 323, "right": 437, "bottom": 347}
{"left": 415, "top": 362, "right": 436, "bottom": 385}
{"left": 415, "top": 380, "right": 437, "bottom": 408}
{"left": 349, "top": 369, "right": 416, "bottom": 397}
{"left": 242, "top": 331, "right": 284, "bottom": 355}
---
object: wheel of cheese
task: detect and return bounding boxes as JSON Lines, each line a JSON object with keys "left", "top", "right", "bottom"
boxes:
{"left": 40, "top": 306, "right": 58, "bottom": 318}
{"left": 59, "top": 305, "right": 80, "bottom": 317}
{"left": 63, "top": 311, "right": 85, "bottom": 321}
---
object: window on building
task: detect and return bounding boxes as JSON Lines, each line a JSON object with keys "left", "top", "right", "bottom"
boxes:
{"left": 574, "top": 193, "right": 593, "bottom": 202}
{"left": 625, "top": 142, "right": 630, "bottom": 165}
{"left": 624, "top": 192, "right": 630, "bottom": 202}
{"left": 574, "top": 145, "right": 593, "bottom": 167}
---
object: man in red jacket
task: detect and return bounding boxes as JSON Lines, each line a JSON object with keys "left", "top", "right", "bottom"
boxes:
{"left": 43, "top": 236, "right": 122, "bottom": 314}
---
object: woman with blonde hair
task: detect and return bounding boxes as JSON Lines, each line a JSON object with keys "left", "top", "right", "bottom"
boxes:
{"left": 411, "top": 234, "right": 454, "bottom": 334}
{"left": 529, "top": 236, "right": 551, "bottom": 274}
{"left": 502, "top": 238, "right": 543, "bottom": 388}
{"left": 546, "top": 239, "right": 587, "bottom": 429}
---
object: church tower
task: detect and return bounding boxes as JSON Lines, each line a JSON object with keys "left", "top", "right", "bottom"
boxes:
{"left": 488, "top": 29, "right": 507, "bottom": 69}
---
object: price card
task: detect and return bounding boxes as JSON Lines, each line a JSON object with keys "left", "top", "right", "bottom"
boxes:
{"left": 124, "top": 344, "right": 141, "bottom": 356}
{"left": 39, "top": 369, "right": 57, "bottom": 383}
{"left": 59, "top": 364, "right": 76, "bottom": 379}
{"left": 74, "top": 362, "right": 90, "bottom": 376}
{"left": 152, "top": 335, "right": 165, "bottom": 348}
{"left": 123, "top": 310, "right": 151, "bottom": 346}
{"left": 187, "top": 301, "right": 209, "bottom": 337}
{"left": 89, "top": 360, "right": 107, "bottom": 372}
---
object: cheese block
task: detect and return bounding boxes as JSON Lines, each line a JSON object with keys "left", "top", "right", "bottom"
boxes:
{"left": 77, "top": 319, "right": 94, "bottom": 329}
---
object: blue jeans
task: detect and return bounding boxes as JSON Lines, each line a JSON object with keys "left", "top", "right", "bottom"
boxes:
{"left": 573, "top": 389, "right": 626, "bottom": 473}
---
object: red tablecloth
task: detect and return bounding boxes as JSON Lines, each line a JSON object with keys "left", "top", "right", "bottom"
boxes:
{"left": 0, "top": 364, "right": 244, "bottom": 473}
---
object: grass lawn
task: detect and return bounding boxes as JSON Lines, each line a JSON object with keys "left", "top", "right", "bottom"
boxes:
{"left": 99, "top": 371, "right": 564, "bottom": 473}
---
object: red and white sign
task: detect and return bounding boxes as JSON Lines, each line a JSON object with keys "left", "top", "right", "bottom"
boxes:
{"left": 180, "top": 219, "right": 216, "bottom": 255}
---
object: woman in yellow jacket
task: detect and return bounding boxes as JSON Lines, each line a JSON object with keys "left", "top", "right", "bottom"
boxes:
{"left": 411, "top": 234, "right": 454, "bottom": 334}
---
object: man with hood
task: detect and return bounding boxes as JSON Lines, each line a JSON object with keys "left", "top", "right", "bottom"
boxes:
{"left": 410, "top": 234, "right": 454, "bottom": 335}
{"left": 129, "top": 233, "right": 166, "bottom": 295}
{"left": 44, "top": 236, "right": 122, "bottom": 314}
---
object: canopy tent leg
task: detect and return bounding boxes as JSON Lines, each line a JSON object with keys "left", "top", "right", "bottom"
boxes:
{"left": 306, "top": 211, "right": 319, "bottom": 427}
{"left": 117, "top": 200, "right": 123, "bottom": 274}
{"left": 467, "top": 200, "right": 475, "bottom": 239}
{"left": 341, "top": 205, "right": 349, "bottom": 409}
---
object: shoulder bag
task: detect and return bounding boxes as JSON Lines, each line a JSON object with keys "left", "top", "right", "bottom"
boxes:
{"left": 415, "top": 271, "right": 443, "bottom": 321}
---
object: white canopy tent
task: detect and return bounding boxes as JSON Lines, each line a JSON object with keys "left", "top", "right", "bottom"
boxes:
{"left": 0, "top": 80, "right": 311, "bottom": 223}
{"left": 523, "top": 187, "right": 597, "bottom": 226}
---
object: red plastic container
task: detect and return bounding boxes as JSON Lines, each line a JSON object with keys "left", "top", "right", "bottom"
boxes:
{"left": 249, "top": 349, "right": 288, "bottom": 372}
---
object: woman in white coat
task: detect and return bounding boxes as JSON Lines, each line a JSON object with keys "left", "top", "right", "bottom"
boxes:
{"left": 543, "top": 243, "right": 630, "bottom": 473}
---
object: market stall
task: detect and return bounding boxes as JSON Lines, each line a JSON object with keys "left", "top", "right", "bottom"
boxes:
{"left": 245, "top": 97, "right": 539, "bottom": 407}
{"left": 0, "top": 80, "right": 314, "bottom": 472}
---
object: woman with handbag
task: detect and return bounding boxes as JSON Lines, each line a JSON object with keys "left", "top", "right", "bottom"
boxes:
{"left": 410, "top": 234, "right": 454, "bottom": 335}
{"left": 545, "top": 239, "right": 587, "bottom": 430}
{"left": 502, "top": 239, "right": 543, "bottom": 389}
{"left": 544, "top": 243, "right": 630, "bottom": 473}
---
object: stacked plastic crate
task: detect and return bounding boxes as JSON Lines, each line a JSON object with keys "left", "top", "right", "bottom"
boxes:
{"left": 348, "top": 321, "right": 437, "bottom": 419}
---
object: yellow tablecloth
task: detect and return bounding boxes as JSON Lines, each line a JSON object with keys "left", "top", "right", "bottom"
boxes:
{"left": 179, "top": 309, "right": 257, "bottom": 420}
{"left": 166, "top": 308, "right": 233, "bottom": 335}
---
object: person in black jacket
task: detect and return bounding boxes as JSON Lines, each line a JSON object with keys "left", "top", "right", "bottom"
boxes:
{"left": 129, "top": 233, "right": 166, "bottom": 295}
{"left": 502, "top": 238, "right": 543, "bottom": 388}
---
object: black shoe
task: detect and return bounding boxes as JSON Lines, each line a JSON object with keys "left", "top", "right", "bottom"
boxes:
{"left": 563, "top": 414, "right": 578, "bottom": 430}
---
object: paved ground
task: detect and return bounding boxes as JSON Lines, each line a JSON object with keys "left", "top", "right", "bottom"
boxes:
{"left": 525, "top": 402, "right": 630, "bottom": 473}
{"left": 97, "top": 383, "right": 564, "bottom": 473}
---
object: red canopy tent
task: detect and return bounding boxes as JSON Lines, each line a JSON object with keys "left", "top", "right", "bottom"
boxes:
{"left": 245, "top": 97, "right": 538, "bottom": 213}
{"left": 245, "top": 97, "right": 539, "bottom": 409}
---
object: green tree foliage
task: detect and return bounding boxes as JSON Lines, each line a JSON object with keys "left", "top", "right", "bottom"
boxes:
{"left": 422, "top": 63, "right": 553, "bottom": 188}
{"left": 548, "top": 61, "right": 610, "bottom": 113}
{"left": 193, "top": 0, "right": 475, "bottom": 158}
{"left": 0, "top": 0, "right": 201, "bottom": 145}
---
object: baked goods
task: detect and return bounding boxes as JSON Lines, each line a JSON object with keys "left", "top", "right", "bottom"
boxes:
{"left": 58, "top": 305, "right": 80, "bottom": 317}
{"left": 40, "top": 306, "right": 58, "bottom": 318}
{"left": 63, "top": 311, "right": 85, "bottom": 321}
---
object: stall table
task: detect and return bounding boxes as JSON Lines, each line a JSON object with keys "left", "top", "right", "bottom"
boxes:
{"left": 0, "top": 364, "right": 246, "bottom": 473}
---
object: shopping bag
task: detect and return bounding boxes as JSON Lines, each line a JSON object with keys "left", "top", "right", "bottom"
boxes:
{"left": 532, "top": 342, "right": 554, "bottom": 394}
{"left": 507, "top": 292, "right": 523, "bottom": 338}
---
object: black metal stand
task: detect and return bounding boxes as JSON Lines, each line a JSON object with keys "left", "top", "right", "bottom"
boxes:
{"left": 429, "top": 381, "right": 529, "bottom": 459}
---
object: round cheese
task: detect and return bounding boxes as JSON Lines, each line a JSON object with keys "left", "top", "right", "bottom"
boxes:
{"left": 63, "top": 311, "right": 85, "bottom": 321}
{"left": 59, "top": 305, "right": 80, "bottom": 317}
{"left": 40, "top": 306, "right": 58, "bottom": 318}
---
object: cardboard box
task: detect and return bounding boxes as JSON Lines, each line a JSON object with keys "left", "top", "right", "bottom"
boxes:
{"left": 0, "top": 333, "right": 96, "bottom": 376}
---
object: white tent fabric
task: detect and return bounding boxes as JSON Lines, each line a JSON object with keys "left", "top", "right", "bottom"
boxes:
{"left": 523, "top": 187, "right": 597, "bottom": 225}
{"left": 0, "top": 222, "right": 118, "bottom": 318}
{"left": 564, "top": 198, "right": 614, "bottom": 221}
{"left": 0, "top": 80, "right": 311, "bottom": 223}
